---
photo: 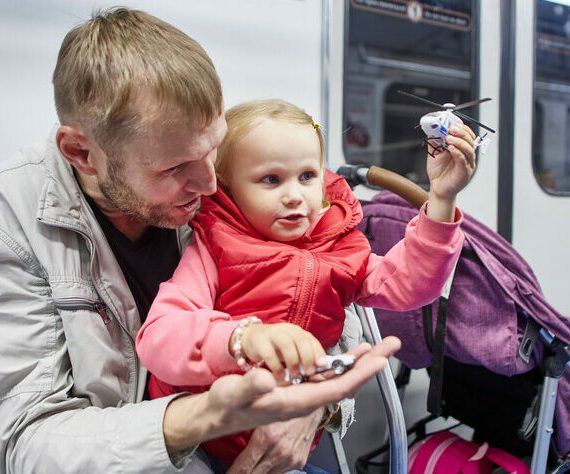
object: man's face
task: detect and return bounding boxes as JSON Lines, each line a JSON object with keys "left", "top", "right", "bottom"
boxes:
{"left": 96, "top": 113, "right": 227, "bottom": 228}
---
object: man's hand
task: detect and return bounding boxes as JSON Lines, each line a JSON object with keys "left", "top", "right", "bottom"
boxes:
{"left": 227, "top": 409, "right": 323, "bottom": 474}
{"left": 163, "top": 337, "right": 401, "bottom": 456}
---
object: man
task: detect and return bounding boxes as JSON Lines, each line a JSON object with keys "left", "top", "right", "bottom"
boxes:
{"left": 0, "top": 7, "right": 401, "bottom": 473}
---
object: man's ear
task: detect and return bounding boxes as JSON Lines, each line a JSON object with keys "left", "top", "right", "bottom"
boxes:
{"left": 56, "top": 125, "right": 99, "bottom": 176}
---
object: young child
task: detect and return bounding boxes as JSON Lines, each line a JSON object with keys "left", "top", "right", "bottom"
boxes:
{"left": 136, "top": 99, "right": 475, "bottom": 468}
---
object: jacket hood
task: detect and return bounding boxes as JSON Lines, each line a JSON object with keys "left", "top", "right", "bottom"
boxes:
{"left": 197, "top": 169, "right": 363, "bottom": 245}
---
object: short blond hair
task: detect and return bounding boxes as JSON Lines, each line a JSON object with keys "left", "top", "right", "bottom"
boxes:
{"left": 53, "top": 7, "right": 222, "bottom": 152}
{"left": 216, "top": 99, "right": 324, "bottom": 184}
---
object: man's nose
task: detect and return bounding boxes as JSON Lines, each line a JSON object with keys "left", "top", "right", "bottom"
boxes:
{"left": 187, "top": 157, "right": 217, "bottom": 196}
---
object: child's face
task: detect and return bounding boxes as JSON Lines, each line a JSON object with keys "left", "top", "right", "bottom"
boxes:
{"left": 226, "top": 118, "right": 324, "bottom": 242}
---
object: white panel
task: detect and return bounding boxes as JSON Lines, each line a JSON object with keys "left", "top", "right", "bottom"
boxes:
{"left": 455, "top": 0, "right": 501, "bottom": 230}
{"left": 0, "top": 0, "right": 322, "bottom": 159}
{"left": 323, "top": 0, "right": 347, "bottom": 172}
{"left": 512, "top": 1, "right": 570, "bottom": 314}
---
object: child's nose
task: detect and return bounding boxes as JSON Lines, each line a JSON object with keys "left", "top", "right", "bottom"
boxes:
{"left": 282, "top": 187, "right": 303, "bottom": 207}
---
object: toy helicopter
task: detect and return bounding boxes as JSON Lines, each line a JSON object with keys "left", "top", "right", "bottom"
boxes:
{"left": 397, "top": 90, "right": 496, "bottom": 156}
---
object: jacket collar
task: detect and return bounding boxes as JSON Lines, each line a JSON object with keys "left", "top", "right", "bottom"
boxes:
{"left": 36, "top": 128, "right": 90, "bottom": 232}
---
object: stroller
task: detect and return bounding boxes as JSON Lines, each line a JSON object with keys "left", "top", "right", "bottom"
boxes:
{"left": 336, "top": 165, "right": 570, "bottom": 474}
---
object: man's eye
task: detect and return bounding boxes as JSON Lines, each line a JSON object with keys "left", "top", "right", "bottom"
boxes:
{"left": 261, "top": 175, "right": 279, "bottom": 184}
{"left": 162, "top": 165, "right": 182, "bottom": 176}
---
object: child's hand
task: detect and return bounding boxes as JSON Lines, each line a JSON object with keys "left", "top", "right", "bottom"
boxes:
{"left": 427, "top": 124, "right": 476, "bottom": 201}
{"left": 238, "top": 322, "right": 326, "bottom": 379}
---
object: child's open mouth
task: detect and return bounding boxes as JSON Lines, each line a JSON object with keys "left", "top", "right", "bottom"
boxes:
{"left": 284, "top": 214, "right": 303, "bottom": 220}
{"left": 278, "top": 214, "right": 305, "bottom": 225}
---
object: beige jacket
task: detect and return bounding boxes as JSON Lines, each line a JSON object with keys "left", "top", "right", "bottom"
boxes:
{"left": 0, "top": 133, "right": 205, "bottom": 473}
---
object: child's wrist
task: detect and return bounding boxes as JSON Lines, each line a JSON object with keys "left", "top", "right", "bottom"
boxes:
{"left": 230, "top": 316, "right": 262, "bottom": 370}
{"left": 426, "top": 192, "right": 456, "bottom": 223}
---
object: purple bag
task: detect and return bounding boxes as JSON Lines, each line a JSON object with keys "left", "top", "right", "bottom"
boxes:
{"left": 359, "top": 191, "right": 570, "bottom": 458}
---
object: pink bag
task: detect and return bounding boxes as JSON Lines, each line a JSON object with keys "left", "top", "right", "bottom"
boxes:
{"left": 408, "top": 431, "right": 530, "bottom": 474}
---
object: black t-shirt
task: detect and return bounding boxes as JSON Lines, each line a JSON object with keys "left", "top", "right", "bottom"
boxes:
{"left": 84, "top": 195, "right": 181, "bottom": 324}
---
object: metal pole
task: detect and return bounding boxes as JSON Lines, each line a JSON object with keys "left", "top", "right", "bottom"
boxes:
{"left": 356, "top": 305, "right": 408, "bottom": 474}
{"left": 530, "top": 376, "right": 558, "bottom": 474}
{"left": 331, "top": 432, "right": 351, "bottom": 474}
{"left": 320, "top": 0, "right": 332, "bottom": 148}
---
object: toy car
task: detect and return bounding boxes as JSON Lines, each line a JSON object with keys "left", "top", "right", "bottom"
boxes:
{"left": 285, "top": 353, "right": 356, "bottom": 384}
{"left": 316, "top": 353, "right": 356, "bottom": 375}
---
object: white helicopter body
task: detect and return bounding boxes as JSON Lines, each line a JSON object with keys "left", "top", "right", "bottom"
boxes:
{"left": 420, "top": 105, "right": 491, "bottom": 154}
{"left": 419, "top": 104, "right": 464, "bottom": 150}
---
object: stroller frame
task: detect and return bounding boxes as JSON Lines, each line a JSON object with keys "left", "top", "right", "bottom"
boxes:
{"left": 531, "top": 330, "right": 570, "bottom": 473}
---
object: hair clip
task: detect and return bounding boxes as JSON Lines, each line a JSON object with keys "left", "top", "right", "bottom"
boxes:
{"left": 311, "top": 120, "right": 320, "bottom": 130}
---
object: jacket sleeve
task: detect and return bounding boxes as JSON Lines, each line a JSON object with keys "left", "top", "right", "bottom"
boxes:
{"left": 355, "top": 204, "right": 464, "bottom": 310}
{"left": 0, "top": 234, "right": 197, "bottom": 474}
{"left": 136, "top": 233, "right": 240, "bottom": 386}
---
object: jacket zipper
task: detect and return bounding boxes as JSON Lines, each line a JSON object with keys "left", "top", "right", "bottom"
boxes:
{"left": 79, "top": 230, "right": 140, "bottom": 398}
{"left": 55, "top": 297, "right": 111, "bottom": 325}
{"left": 291, "top": 251, "right": 316, "bottom": 327}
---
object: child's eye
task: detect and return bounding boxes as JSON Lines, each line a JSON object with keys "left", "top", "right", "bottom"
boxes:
{"left": 300, "top": 171, "right": 316, "bottom": 182}
{"left": 261, "top": 175, "right": 279, "bottom": 185}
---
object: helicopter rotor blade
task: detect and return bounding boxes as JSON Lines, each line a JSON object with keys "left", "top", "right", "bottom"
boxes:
{"left": 453, "top": 111, "right": 496, "bottom": 133}
{"left": 453, "top": 97, "right": 492, "bottom": 111}
{"left": 397, "top": 90, "right": 444, "bottom": 109}
{"left": 397, "top": 89, "right": 496, "bottom": 133}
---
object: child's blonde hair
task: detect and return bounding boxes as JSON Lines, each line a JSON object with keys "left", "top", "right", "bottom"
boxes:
{"left": 216, "top": 99, "right": 325, "bottom": 184}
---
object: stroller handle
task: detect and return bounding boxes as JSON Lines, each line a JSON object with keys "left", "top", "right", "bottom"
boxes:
{"left": 366, "top": 166, "right": 428, "bottom": 210}
{"left": 337, "top": 164, "right": 428, "bottom": 209}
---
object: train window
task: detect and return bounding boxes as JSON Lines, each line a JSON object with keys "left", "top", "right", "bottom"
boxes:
{"left": 533, "top": 0, "right": 570, "bottom": 194}
{"left": 343, "top": 0, "right": 478, "bottom": 188}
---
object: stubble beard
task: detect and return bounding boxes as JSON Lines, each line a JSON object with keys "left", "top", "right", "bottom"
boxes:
{"left": 99, "top": 161, "right": 182, "bottom": 229}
